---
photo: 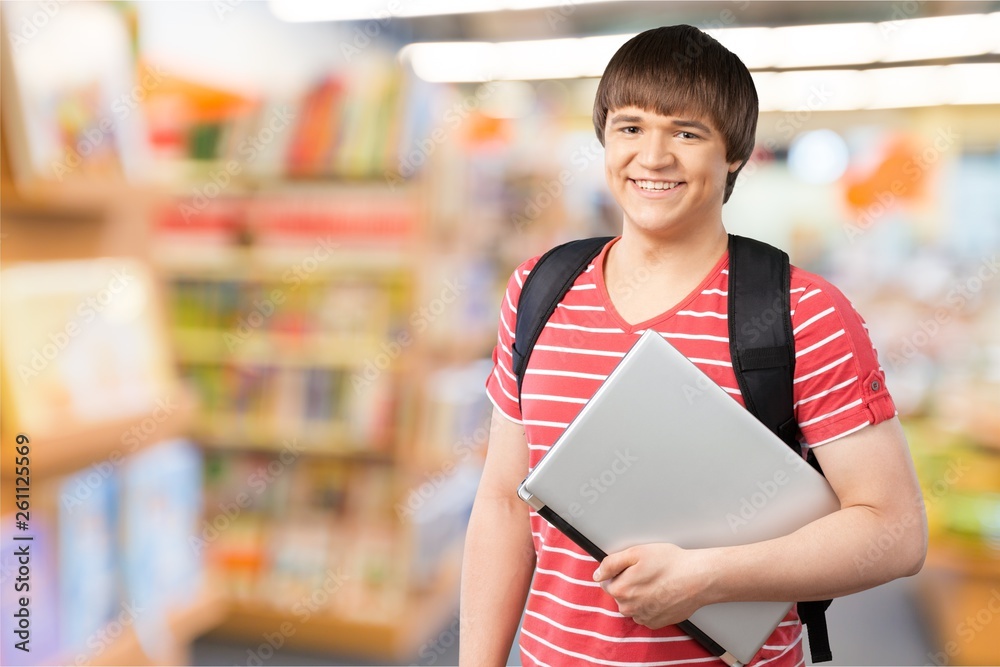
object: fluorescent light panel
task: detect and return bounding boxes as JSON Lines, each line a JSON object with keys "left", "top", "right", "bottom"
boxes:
{"left": 752, "top": 70, "right": 869, "bottom": 112}
{"left": 880, "top": 14, "right": 995, "bottom": 62}
{"left": 402, "top": 33, "right": 634, "bottom": 82}
{"left": 409, "top": 59, "right": 1000, "bottom": 110}
{"left": 864, "top": 66, "right": 950, "bottom": 109}
{"left": 401, "top": 12, "right": 1000, "bottom": 82}
{"left": 770, "top": 22, "right": 884, "bottom": 68}
{"left": 753, "top": 64, "right": 1000, "bottom": 111}
{"left": 405, "top": 42, "right": 497, "bottom": 82}
{"left": 268, "top": 0, "right": 611, "bottom": 22}
{"left": 946, "top": 63, "right": 1000, "bottom": 105}
{"left": 707, "top": 28, "right": 775, "bottom": 69}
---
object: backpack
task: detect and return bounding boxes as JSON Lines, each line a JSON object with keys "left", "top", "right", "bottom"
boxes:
{"left": 509, "top": 234, "right": 834, "bottom": 664}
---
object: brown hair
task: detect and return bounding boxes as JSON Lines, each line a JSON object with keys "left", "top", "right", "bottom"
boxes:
{"left": 593, "top": 25, "right": 758, "bottom": 203}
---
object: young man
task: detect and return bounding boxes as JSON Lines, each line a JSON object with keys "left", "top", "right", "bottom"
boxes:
{"left": 460, "top": 25, "right": 927, "bottom": 667}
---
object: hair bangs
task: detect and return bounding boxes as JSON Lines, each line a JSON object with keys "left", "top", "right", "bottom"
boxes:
{"left": 598, "top": 64, "right": 717, "bottom": 139}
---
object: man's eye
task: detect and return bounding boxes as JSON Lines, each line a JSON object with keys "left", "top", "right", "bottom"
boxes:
{"left": 678, "top": 131, "right": 699, "bottom": 139}
{"left": 622, "top": 126, "right": 640, "bottom": 134}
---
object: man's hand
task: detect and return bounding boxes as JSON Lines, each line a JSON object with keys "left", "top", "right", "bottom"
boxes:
{"left": 592, "top": 543, "right": 708, "bottom": 629}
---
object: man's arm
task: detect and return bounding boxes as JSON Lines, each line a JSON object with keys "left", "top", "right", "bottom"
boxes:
{"left": 594, "top": 417, "right": 928, "bottom": 626}
{"left": 698, "top": 416, "right": 927, "bottom": 602}
{"left": 459, "top": 407, "right": 536, "bottom": 665}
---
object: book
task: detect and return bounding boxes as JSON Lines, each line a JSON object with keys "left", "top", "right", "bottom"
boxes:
{"left": 57, "top": 468, "right": 120, "bottom": 653}
{"left": 0, "top": 1, "right": 145, "bottom": 183}
{"left": 0, "top": 258, "right": 178, "bottom": 434}
{"left": 119, "top": 439, "right": 204, "bottom": 614}
{"left": 286, "top": 76, "right": 343, "bottom": 176}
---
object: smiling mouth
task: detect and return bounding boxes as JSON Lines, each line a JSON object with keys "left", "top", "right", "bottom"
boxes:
{"left": 631, "top": 179, "right": 683, "bottom": 191}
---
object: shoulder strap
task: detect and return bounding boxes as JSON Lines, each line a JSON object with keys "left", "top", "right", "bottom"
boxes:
{"left": 512, "top": 237, "right": 613, "bottom": 399}
{"left": 727, "top": 234, "right": 833, "bottom": 664}
{"left": 726, "top": 233, "right": 825, "bottom": 476}
{"left": 727, "top": 234, "right": 798, "bottom": 451}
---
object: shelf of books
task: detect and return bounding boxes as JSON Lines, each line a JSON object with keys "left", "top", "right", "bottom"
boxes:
{"left": 907, "top": 380, "right": 1000, "bottom": 665}
{"left": 212, "top": 542, "right": 463, "bottom": 659}
{"left": 152, "top": 164, "right": 489, "bottom": 658}
{"left": 0, "top": 440, "right": 229, "bottom": 667}
{"left": 1, "top": 3, "right": 495, "bottom": 659}
{"left": 0, "top": 257, "right": 227, "bottom": 666}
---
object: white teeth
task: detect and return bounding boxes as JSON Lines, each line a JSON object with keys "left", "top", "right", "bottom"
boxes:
{"left": 634, "top": 179, "right": 680, "bottom": 191}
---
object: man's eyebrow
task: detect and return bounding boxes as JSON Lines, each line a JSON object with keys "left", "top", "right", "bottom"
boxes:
{"left": 673, "top": 119, "right": 713, "bottom": 135}
{"left": 609, "top": 113, "right": 643, "bottom": 125}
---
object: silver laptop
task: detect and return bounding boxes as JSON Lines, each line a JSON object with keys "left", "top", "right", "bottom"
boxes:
{"left": 517, "top": 329, "right": 840, "bottom": 666}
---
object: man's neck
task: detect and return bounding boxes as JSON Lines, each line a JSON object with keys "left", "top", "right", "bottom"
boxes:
{"left": 599, "top": 221, "right": 729, "bottom": 327}
{"left": 610, "top": 222, "right": 729, "bottom": 284}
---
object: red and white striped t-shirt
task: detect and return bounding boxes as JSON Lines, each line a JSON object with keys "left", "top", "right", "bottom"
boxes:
{"left": 485, "top": 236, "right": 896, "bottom": 667}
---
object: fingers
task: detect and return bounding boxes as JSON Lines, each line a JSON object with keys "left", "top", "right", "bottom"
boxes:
{"left": 593, "top": 547, "right": 637, "bottom": 582}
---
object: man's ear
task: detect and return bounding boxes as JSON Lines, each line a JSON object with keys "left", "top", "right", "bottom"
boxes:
{"left": 728, "top": 159, "right": 744, "bottom": 173}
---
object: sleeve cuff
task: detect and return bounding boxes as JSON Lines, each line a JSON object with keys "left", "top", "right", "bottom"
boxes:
{"left": 802, "top": 393, "right": 896, "bottom": 448}
{"left": 486, "top": 389, "right": 523, "bottom": 425}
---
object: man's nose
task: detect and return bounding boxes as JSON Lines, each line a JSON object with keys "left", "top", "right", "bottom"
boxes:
{"left": 636, "top": 133, "right": 676, "bottom": 170}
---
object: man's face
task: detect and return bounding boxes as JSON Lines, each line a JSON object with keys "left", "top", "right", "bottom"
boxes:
{"left": 603, "top": 105, "right": 742, "bottom": 237}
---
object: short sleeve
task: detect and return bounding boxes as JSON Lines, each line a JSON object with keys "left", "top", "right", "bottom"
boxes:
{"left": 485, "top": 257, "right": 541, "bottom": 425}
{"left": 790, "top": 274, "right": 897, "bottom": 448}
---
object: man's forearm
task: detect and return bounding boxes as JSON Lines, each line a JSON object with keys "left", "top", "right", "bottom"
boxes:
{"left": 699, "top": 499, "right": 927, "bottom": 606}
{"left": 459, "top": 496, "right": 536, "bottom": 666}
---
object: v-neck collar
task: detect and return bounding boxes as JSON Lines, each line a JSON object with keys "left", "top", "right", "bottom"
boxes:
{"left": 594, "top": 236, "right": 731, "bottom": 334}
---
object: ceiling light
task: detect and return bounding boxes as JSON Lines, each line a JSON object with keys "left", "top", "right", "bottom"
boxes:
{"left": 944, "top": 63, "right": 1000, "bottom": 105}
{"left": 770, "top": 23, "right": 884, "bottom": 68}
{"left": 575, "top": 34, "right": 634, "bottom": 77}
{"left": 757, "top": 64, "right": 1000, "bottom": 111}
{"left": 496, "top": 38, "right": 593, "bottom": 80}
{"left": 708, "top": 27, "right": 777, "bottom": 69}
{"left": 755, "top": 70, "right": 869, "bottom": 112}
{"left": 404, "top": 50, "right": 1000, "bottom": 109}
{"left": 863, "top": 66, "right": 950, "bottom": 109}
{"left": 400, "top": 12, "right": 1000, "bottom": 83}
{"left": 879, "top": 14, "right": 995, "bottom": 62}
{"left": 400, "top": 42, "right": 498, "bottom": 83}
{"left": 268, "top": 0, "right": 610, "bottom": 22}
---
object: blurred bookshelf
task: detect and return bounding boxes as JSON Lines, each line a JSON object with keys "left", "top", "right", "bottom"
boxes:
{"left": 150, "top": 179, "right": 487, "bottom": 660}
{"left": 139, "top": 48, "right": 493, "bottom": 660}
{"left": 881, "top": 296, "right": 997, "bottom": 665}
{"left": 906, "top": 380, "right": 1000, "bottom": 664}
{"left": 0, "top": 259, "right": 226, "bottom": 666}
{"left": 0, "top": 2, "right": 490, "bottom": 661}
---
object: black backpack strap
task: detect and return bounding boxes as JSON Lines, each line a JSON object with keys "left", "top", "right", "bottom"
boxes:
{"left": 727, "top": 234, "right": 826, "bottom": 482}
{"left": 799, "top": 599, "right": 833, "bottom": 662}
{"left": 727, "top": 234, "right": 797, "bottom": 449}
{"left": 512, "top": 237, "right": 614, "bottom": 400}
{"left": 727, "top": 233, "right": 833, "bottom": 663}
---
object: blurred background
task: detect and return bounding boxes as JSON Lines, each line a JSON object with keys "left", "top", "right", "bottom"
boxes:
{"left": 0, "top": 1, "right": 998, "bottom": 665}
